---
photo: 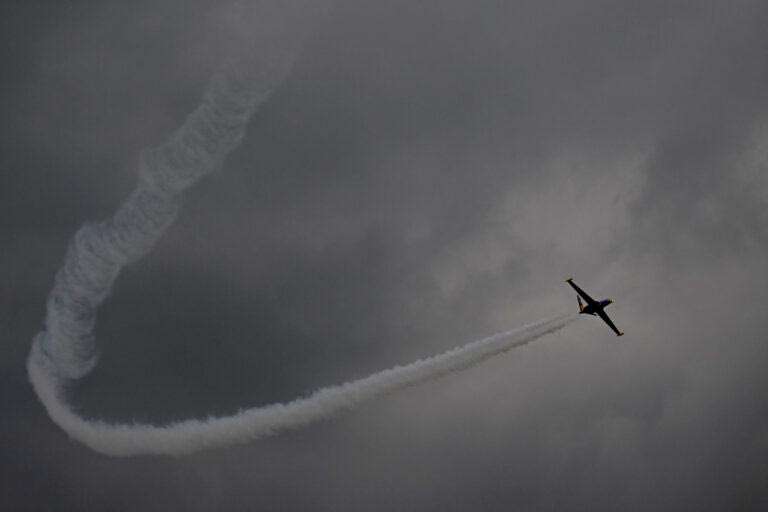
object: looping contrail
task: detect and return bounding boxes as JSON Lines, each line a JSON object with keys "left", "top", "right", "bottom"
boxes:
{"left": 30, "top": 49, "right": 294, "bottom": 382}
{"left": 29, "top": 314, "right": 575, "bottom": 456}
{"left": 27, "top": 37, "right": 577, "bottom": 457}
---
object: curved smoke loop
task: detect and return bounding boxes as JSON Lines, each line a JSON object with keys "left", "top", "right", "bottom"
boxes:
{"left": 28, "top": 43, "right": 576, "bottom": 457}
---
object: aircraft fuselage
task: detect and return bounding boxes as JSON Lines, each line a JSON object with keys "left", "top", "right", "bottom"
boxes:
{"left": 580, "top": 299, "right": 612, "bottom": 316}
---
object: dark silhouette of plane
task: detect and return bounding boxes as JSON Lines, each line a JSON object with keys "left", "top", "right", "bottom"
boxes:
{"left": 566, "top": 277, "right": 624, "bottom": 336}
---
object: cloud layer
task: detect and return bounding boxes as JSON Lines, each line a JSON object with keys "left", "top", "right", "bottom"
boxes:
{"left": 2, "top": 0, "right": 767, "bottom": 509}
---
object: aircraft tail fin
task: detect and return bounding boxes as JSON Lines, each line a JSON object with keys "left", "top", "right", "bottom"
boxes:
{"left": 577, "top": 295, "right": 584, "bottom": 312}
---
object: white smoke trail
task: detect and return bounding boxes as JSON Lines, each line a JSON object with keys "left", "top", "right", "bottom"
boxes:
{"left": 29, "top": 50, "right": 294, "bottom": 381}
{"left": 29, "top": 314, "right": 576, "bottom": 456}
{"left": 26, "top": 32, "right": 578, "bottom": 457}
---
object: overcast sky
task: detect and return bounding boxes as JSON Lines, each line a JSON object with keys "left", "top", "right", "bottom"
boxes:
{"left": 2, "top": 0, "right": 768, "bottom": 510}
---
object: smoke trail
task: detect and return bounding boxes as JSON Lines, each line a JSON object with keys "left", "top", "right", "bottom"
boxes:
{"left": 29, "top": 314, "right": 576, "bottom": 456}
{"left": 29, "top": 49, "right": 294, "bottom": 381}
{"left": 26, "top": 30, "right": 578, "bottom": 457}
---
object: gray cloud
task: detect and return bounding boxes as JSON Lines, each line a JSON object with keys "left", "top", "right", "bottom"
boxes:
{"left": 3, "top": 0, "right": 768, "bottom": 509}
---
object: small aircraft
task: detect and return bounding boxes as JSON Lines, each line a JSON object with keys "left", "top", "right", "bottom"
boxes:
{"left": 565, "top": 277, "right": 624, "bottom": 336}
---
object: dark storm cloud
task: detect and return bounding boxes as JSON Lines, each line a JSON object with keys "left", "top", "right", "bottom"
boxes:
{"left": 3, "top": 0, "right": 768, "bottom": 509}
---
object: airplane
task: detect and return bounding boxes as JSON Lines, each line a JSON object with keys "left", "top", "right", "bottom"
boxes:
{"left": 565, "top": 277, "right": 624, "bottom": 336}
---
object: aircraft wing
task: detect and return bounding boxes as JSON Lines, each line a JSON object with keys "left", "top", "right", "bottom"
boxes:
{"left": 566, "top": 279, "right": 597, "bottom": 306}
{"left": 597, "top": 309, "right": 624, "bottom": 336}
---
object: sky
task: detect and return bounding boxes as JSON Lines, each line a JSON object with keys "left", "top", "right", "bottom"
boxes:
{"left": 2, "top": 0, "right": 768, "bottom": 509}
